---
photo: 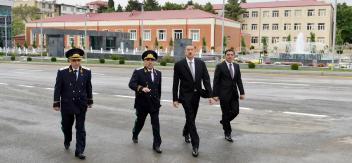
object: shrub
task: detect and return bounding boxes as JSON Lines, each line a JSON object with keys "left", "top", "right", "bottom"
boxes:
{"left": 27, "top": 57, "right": 32, "bottom": 62}
{"left": 160, "top": 60, "right": 167, "bottom": 66}
{"left": 111, "top": 54, "right": 119, "bottom": 60}
{"left": 248, "top": 62, "right": 255, "bottom": 69}
{"left": 250, "top": 45, "right": 255, "bottom": 50}
{"left": 291, "top": 63, "right": 299, "bottom": 70}
{"left": 51, "top": 57, "right": 57, "bottom": 62}
{"left": 10, "top": 55, "right": 16, "bottom": 61}
{"left": 162, "top": 54, "right": 173, "bottom": 63}
{"left": 0, "top": 52, "right": 4, "bottom": 56}
{"left": 99, "top": 58, "right": 105, "bottom": 64}
{"left": 119, "top": 57, "right": 126, "bottom": 64}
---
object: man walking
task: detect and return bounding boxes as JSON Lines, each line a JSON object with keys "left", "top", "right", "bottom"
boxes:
{"left": 172, "top": 45, "right": 212, "bottom": 157}
{"left": 129, "top": 50, "right": 162, "bottom": 153}
{"left": 212, "top": 49, "right": 245, "bottom": 142}
{"left": 53, "top": 48, "right": 93, "bottom": 160}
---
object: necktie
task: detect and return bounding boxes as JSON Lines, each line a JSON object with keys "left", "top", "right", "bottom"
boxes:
{"left": 229, "top": 63, "right": 234, "bottom": 79}
{"left": 73, "top": 70, "right": 78, "bottom": 80}
{"left": 189, "top": 61, "right": 195, "bottom": 81}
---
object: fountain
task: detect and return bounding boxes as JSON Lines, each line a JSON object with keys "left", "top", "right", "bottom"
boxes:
{"left": 277, "top": 32, "right": 322, "bottom": 65}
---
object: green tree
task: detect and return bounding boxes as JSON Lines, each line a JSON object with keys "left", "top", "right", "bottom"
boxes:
{"left": 337, "top": 3, "right": 352, "bottom": 44}
{"left": 241, "top": 36, "right": 246, "bottom": 53}
{"left": 225, "top": 0, "right": 246, "bottom": 21}
{"left": 287, "top": 34, "right": 291, "bottom": 42}
{"left": 223, "top": 36, "right": 227, "bottom": 49}
{"left": 144, "top": 0, "right": 161, "bottom": 11}
{"left": 116, "top": 4, "right": 123, "bottom": 12}
{"left": 108, "top": 0, "right": 114, "bottom": 9}
{"left": 169, "top": 38, "right": 174, "bottom": 47}
{"left": 261, "top": 36, "right": 268, "bottom": 55}
{"left": 241, "top": 0, "right": 247, "bottom": 2}
{"left": 12, "top": 6, "right": 40, "bottom": 23}
{"left": 309, "top": 32, "right": 316, "bottom": 42}
{"left": 203, "top": 2, "right": 215, "bottom": 14}
{"left": 162, "top": 2, "right": 184, "bottom": 10}
{"left": 126, "top": 0, "right": 141, "bottom": 11}
{"left": 187, "top": 0, "right": 193, "bottom": 5}
{"left": 154, "top": 38, "right": 159, "bottom": 49}
{"left": 11, "top": 18, "right": 25, "bottom": 36}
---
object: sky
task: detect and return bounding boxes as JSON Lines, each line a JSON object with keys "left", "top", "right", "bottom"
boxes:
{"left": 56, "top": 0, "right": 352, "bottom": 7}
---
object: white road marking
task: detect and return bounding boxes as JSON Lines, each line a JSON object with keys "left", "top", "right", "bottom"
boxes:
{"left": 93, "top": 92, "right": 99, "bottom": 95}
{"left": 92, "top": 73, "right": 105, "bottom": 76}
{"left": 247, "top": 81, "right": 309, "bottom": 87}
{"left": 45, "top": 88, "right": 54, "bottom": 90}
{"left": 283, "top": 111, "right": 328, "bottom": 118}
{"left": 18, "top": 84, "right": 34, "bottom": 88}
{"left": 114, "top": 95, "right": 135, "bottom": 99}
{"left": 0, "top": 83, "right": 8, "bottom": 85}
{"left": 213, "top": 105, "right": 253, "bottom": 111}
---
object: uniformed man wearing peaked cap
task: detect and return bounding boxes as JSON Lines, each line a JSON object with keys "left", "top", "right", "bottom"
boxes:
{"left": 128, "top": 50, "right": 163, "bottom": 153}
{"left": 53, "top": 48, "right": 93, "bottom": 160}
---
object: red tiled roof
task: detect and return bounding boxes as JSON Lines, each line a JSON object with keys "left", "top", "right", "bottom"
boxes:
{"left": 213, "top": 0, "right": 330, "bottom": 9}
{"left": 31, "top": 9, "right": 237, "bottom": 23}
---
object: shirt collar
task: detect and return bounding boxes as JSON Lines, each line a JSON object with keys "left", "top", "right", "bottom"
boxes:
{"left": 186, "top": 57, "right": 195, "bottom": 63}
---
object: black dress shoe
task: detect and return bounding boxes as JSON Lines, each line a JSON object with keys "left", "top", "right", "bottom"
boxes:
{"left": 225, "top": 135, "right": 233, "bottom": 142}
{"left": 192, "top": 148, "right": 199, "bottom": 157}
{"left": 153, "top": 146, "right": 162, "bottom": 153}
{"left": 132, "top": 137, "right": 138, "bottom": 144}
{"left": 184, "top": 135, "right": 191, "bottom": 144}
{"left": 64, "top": 143, "right": 70, "bottom": 150}
{"left": 75, "top": 153, "right": 86, "bottom": 160}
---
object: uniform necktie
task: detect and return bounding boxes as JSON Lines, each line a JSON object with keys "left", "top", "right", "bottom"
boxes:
{"left": 229, "top": 63, "right": 234, "bottom": 79}
{"left": 189, "top": 61, "right": 195, "bottom": 81}
{"left": 73, "top": 70, "right": 78, "bottom": 80}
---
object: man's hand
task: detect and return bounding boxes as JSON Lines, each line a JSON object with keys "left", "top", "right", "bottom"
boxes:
{"left": 53, "top": 107, "right": 60, "bottom": 111}
{"left": 142, "top": 87, "right": 151, "bottom": 93}
{"left": 208, "top": 98, "right": 214, "bottom": 105}
{"left": 240, "top": 95, "right": 245, "bottom": 100}
{"left": 212, "top": 97, "right": 219, "bottom": 102}
{"left": 173, "top": 101, "right": 179, "bottom": 108}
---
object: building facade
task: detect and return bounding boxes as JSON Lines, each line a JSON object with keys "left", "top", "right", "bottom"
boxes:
{"left": 214, "top": 0, "right": 334, "bottom": 52}
{"left": 0, "top": 0, "right": 13, "bottom": 48}
{"left": 55, "top": 3, "right": 88, "bottom": 16}
{"left": 25, "top": 9, "right": 249, "bottom": 52}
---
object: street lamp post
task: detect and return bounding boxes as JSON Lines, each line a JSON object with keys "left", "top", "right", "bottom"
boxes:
{"left": 221, "top": 0, "right": 225, "bottom": 58}
{"left": 140, "top": 2, "right": 144, "bottom": 51}
{"left": 85, "top": 10, "right": 88, "bottom": 64}
{"left": 4, "top": 15, "right": 8, "bottom": 57}
{"left": 331, "top": 0, "right": 337, "bottom": 70}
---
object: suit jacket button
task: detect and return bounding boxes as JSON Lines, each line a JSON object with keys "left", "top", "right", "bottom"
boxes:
{"left": 73, "top": 98, "right": 75, "bottom": 100}
{"left": 73, "top": 90, "right": 75, "bottom": 93}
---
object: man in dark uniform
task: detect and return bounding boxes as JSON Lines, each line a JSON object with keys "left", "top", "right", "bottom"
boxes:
{"left": 53, "top": 48, "right": 93, "bottom": 160}
{"left": 172, "top": 45, "right": 212, "bottom": 157}
{"left": 212, "top": 49, "right": 245, "bottom": 142}
{"left": 128, "top": 50, "right": 162, "bottom": 153}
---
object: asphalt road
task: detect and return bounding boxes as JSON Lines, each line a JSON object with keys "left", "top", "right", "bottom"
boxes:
{"left": 0, "top": 63, "right": 351, "bottom": 163}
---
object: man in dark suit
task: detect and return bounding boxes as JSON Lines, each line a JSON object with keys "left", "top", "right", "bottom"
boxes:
{"left": 172, "top": 45, "right": 212, "bottom": 157}
{"left": 53, "top": 48, "right": 93, "bottom": 160}
{"left": 129, "top": 50, "right": 162, "bottom": 153}
{"left": 212, "top": 49, "right": 245, "bottom": 142}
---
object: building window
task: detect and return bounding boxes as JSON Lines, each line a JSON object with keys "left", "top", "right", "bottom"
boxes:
{"left": 294, "top": 23, "right": 301, "bottom": 30}
{"left": 318, "top": 23, "right": 325, "bottom": 30}
{"left": 143, "top": 30, "right": 151, "bottom": 41}
{"left": 282, "top": 37, "right": 287, "bottom": 42}
{"left": 272, "top": 24, "right": 279, "bottom": 30}
{"left": 116, "top": 29, "right": 123, "bottom": 32}
{"left": 173, "top": 30, "right": 183, "bottom": 40}
{"left": 158, "top": 29, "right": 166, "bottom": 41}
{"left": 263, "top": 11, "right": 270, "bottom": 17}
{"left": 129, "top": 30, "right": 137, "bottom": 40}
{"left": 63, "top": 6, "right": 66, "bottom": 11}
{"left": 318, "top": 9, "right": 326, "bottom": 16}
{"left": 251, "top": 24, "right": 257, "bottom": 30}
{"left": 243, "top": 12, "right": 249, "bottom": 18}
{"left": 284, "top": 23, "right": 291, "bottom": 30}
{"left": 308, "top": 9, "right": 315, "bottom": 16}
{"left": 251, "top": 36, "right": 258, "bottom": 44}
{"left": 241, "top": 24, "right": 248, "bottom": 30}
{"left": 71, "top": 7, "right": 74, "bottom": 12}
{"left": 284, "top": 10, "right": 291, "bottom": 17}
{"left": 68, "top": 35, "right": 74, "bottom": 47}
{"left": 42, "top": 3, "right": 45, "bottom": 9}
{"left": 295, "top": 10, "right": 301, "bottom": 16}
{"left": 317, "top": 37, "right": 325, "bottom": 43}
{"left": 189, "top": 29, "right": 200, "bottom": 41}
{"left": 252, "top": 11, "right": 258, "bottom": 17}
{"left": 263, "top": 24, "right": 269, "bottom": 30}
{"left": 272, "top": 10, "right": 279, "bottom": 17}
{"left": 80, "top": 35, "right": 85, "bottom": 47}
{"left": 307, "top": 23, "right": 314, "bottom": 30}
{"left": 272, "top": 37, "right": 279, "bottom": 44}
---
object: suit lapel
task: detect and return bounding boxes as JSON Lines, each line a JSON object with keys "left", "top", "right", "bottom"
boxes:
{"left": 194, "top": 59, "right": 201, "bottom": 81}
{"left": 183, "top": 59, "right": 193, "bottom": 79}
{"left": 222, "top": 62, "right": 231, "bottom": 79}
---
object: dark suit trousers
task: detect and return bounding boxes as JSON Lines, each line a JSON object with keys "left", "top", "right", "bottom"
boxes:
{"left": 133, "top": 109, "right": 162, "bottom": 148}
{"left": 220, "top": 97, "right": 239, "bottom": 135}
{"left": 61, "top": 110, "right": 86, "bottom": 154}
{"left": 182, "top": 92, "right": 200, "bottom": 148}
